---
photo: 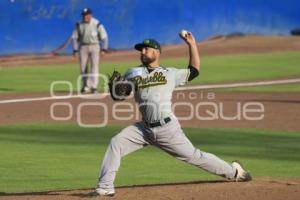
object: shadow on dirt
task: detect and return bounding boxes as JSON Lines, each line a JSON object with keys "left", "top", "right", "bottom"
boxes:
{"left": 69, "top": 179, "right": 229, "bottom": 198}
{"left": 0, "top": 191, "right": 60, "bottom": 196}
{"left": 0, "top": 179, "right": 229, "bottom": 197}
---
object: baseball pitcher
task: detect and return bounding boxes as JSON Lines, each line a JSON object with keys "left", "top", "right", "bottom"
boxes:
{"left": 92, "top": 31, "right": 251, "bottom": 196}
{"left": 72, "top": 8, "right": 108, "bottom": 94}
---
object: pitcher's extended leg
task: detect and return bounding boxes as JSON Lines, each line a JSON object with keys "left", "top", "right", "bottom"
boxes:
{"left": 156, "top": 124, "right": 235, "bottom": 179}
{"left": 98, "top": 122, "right": 150, "bottom": 191}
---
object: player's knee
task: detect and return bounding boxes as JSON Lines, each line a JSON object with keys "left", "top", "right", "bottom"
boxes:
{"left": 179, "top": 154, "right": 194, "bottom": 163}
{"left": 110, "top": 135, "right": 123, "bottom": 146}
{"left": 178, "top": 149, "right": 202, "bottom": 163}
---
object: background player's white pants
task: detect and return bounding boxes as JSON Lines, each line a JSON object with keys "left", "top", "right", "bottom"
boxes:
{"left": 98, "top": 118, "right": 236, "bottom": 191}
{"left": 79, "top": 44, "right": 100, "bottom": 89}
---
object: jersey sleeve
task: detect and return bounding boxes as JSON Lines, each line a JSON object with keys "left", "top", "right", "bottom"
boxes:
{"left": 174, "top": 68, "right": 190, "bottom": 86}
{"left": 71, "top": 29, "right": 78, "bottom": 39}
{"left": 98, "top": 24, "right": 108, "bottom": 40}
{"left": 124, "top": 67, "right": 143, "bottom": 80}
{"left": 71, "top": 29, "right": 79, "bottom": 51}
{"left": 98, "top": 24, "right": 108, "bottom": 49}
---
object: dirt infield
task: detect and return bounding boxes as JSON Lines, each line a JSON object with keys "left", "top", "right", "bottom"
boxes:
{"left": 1, "top": 35, "right": 300, "bottom": 67}
{"left": 1, "top": 178, "right": 299, "bottom": 200}
{"left": 1, "top": 90, "right": 300, "bottom": 131}
{"left": 1, "top": 35, "right": 300, "bottom": 199}
{"left": 1, "top": 91, "right": 299, "bottom": 200}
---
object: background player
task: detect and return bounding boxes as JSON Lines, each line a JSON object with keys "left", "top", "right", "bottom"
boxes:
{"left": 92, "top": 31, "right": 252, "bottom": 197}
{"left": 72, "top": 8, "right": 109, "bottom": 94}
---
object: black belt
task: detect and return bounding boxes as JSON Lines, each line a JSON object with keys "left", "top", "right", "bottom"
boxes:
{"left": 144, "top": 117, "right": 171, "bottom": 128}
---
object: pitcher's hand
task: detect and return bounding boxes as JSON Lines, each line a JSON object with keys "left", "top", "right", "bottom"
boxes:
{"left": 179, "top": 31, "right": 197, "bottom": 46}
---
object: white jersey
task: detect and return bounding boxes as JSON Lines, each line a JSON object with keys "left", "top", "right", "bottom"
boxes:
{"left": 72, "top": 17, "right": 108, "bottom": 50}
{"left": 125, "top": 65, "right": 190, "bottom": 123}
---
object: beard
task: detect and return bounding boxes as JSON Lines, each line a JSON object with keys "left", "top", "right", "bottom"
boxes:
{"left": 140, "top": 55, "right": 156, "bottom": 66}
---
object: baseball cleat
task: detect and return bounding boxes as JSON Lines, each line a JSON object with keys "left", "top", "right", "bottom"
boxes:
{"left": 88, "top": 188, "right": 115, "bottom": 197}
{"left": 232, "top": 161, "right": 252, "bottom": 182}
{"left": 91, "top": 88, "right": 98, "bottom": 94}
{"left": 81, "top": 86, "right": 90, "bottom": 94}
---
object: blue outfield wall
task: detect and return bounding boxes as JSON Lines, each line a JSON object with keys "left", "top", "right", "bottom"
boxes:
{"left": 0, "top": 0, "right": 299, "bottom": 54}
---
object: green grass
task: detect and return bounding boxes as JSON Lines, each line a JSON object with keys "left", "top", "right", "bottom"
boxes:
{"left": 0, "top": 51, "right": 300, "bottom": 93}
{"left": 213, "top": 83, "right": 300, "bottom": 92}
{"left": 0, "top": 123, "right": 299, "bottom": 193}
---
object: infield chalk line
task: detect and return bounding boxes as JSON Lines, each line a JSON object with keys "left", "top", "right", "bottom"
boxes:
{"left": 0, "top": 78, "right": 299, "bottom": 104}
{"left": 0, "top": 93, "right": 109, "bottom": 104}
{"left": 175, "top": 78, "right": 300, "bottom": 91}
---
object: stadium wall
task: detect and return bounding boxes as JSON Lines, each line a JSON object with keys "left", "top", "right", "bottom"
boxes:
{"left": 0, "top": 0, "right": 299, "bottom": 54}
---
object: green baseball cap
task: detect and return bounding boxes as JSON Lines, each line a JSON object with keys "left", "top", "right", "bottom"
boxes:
{"left": 134, "top": 39, "right": 161, "bottom": 52}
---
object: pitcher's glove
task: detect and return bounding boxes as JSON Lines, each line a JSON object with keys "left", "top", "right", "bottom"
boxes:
{"left": 108, "top": 70, "right": 133, "bottom": 101}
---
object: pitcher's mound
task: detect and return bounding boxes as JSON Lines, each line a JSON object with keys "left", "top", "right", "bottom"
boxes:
{"left": 1, "top": 177, "right": 299, "bottom": 200}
